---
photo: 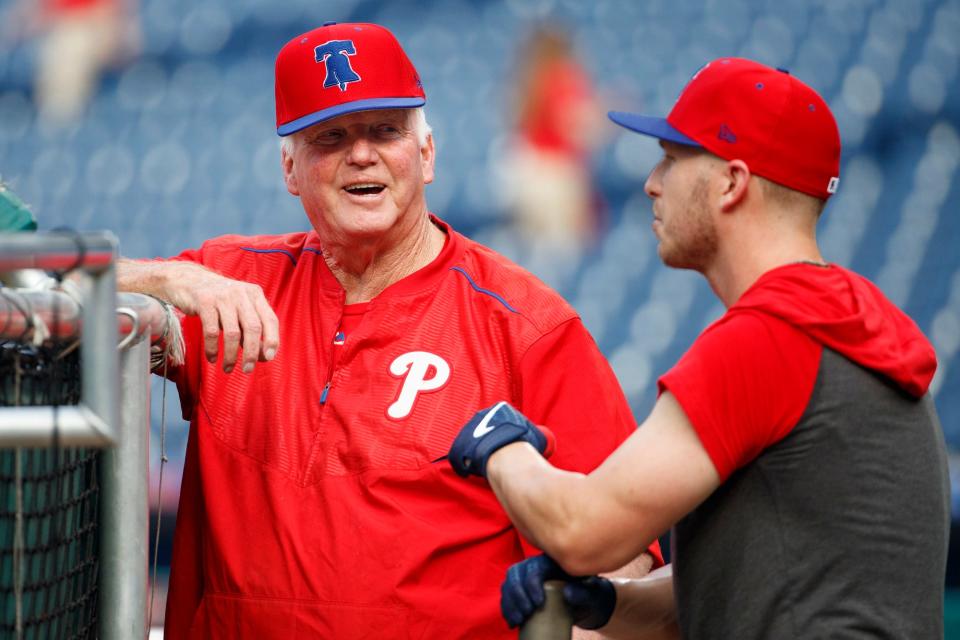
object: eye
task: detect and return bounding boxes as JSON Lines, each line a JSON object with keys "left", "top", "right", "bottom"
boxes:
{"left": 311, "top": 129, "right": 343, "bottom": 145}
{"left": 374, "top": 123, "right": 403, "bottom": 139}
{"left": 651, "top": 155, "right": 673, "bottom": 176}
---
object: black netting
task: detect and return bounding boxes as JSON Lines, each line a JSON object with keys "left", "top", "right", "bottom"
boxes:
{"left": 0, "top": 342, "right": 99, "bottom": 640}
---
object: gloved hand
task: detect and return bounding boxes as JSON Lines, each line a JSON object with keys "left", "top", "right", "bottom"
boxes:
{"left": 448, "top": 401, "right": 555, "bottom": 478}
{"left": 564, "top": 576, "right": 618, "bottom": 630}
{"left": 500, "top": 554, "right": 616, "bottom": 630}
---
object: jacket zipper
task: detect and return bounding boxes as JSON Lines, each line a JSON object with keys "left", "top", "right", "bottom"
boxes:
{"left": 320, "top": 301, "right": 344, "bottom": 407}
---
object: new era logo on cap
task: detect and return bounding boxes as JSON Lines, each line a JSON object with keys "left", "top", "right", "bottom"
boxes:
{"left": 718, "top": 124, "right": 737, "bottom": 144}
{"left": 275, "top": 22, "right": 426, "bottom": 136}
{"left": 609, "top": 58, "right": 842, "bottom": 200}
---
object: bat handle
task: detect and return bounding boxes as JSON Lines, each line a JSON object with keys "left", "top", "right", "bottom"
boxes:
{"left": 519, "top": 580, "right": 573, "bottom": 640}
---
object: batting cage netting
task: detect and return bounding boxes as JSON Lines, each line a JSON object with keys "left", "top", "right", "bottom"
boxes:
{"left": 0, "top": 341, "right": 99, "bottom": 639}
{"left": 0, "top": 228, "right": 177, "bottom": 639}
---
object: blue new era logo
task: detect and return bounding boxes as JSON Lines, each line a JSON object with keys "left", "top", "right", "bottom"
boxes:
{"left": 315, "top": 39, "right": 361, "bottom": 91}
{"left": 718, "top": 124, "right": 737, "bottom": 143}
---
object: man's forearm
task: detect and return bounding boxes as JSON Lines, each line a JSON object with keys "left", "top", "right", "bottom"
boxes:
{"left": 117, "top": 258, "right": 213, "bottom": 311}
{"left": 486, "top": 442, "right": 632, "bottom": 575}
{"left": 116, "top": 257, "right": 279, "bottom": 372}
{"left": 117, "top": 257, "right": 166, "bottom": 295}
{"left": 484, "top": 392, "right": 720, "bottom": 577}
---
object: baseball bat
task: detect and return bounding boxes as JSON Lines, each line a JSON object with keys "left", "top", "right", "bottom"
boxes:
{"left": 519, "top": 580, "right": 573, "bottom": 640}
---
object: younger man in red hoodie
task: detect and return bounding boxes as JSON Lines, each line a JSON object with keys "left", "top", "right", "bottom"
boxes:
{"left": 448, "top": 58, "right": 950, "bottom": 639}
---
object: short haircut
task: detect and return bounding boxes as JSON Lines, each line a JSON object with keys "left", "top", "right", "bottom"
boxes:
{"left": 756, "top": 175, "right": 827, "bottom": 218}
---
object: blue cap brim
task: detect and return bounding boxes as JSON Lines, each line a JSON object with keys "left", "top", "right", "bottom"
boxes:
{"left": 608, "top": 111, "right": 700, "bottom": 147}
{"left": 278, "top": 97, "right": 427, "bottom": 136}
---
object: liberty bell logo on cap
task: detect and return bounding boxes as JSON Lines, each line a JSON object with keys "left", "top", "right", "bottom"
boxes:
{"left": 275, "top": 22, "right": 426, "bottom": 136}
{"left": 314, "top": 39, "right": 362, "bottom": 91}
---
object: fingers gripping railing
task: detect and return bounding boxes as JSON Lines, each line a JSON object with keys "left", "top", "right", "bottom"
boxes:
{"left": 0, "top": 231, "right": 175, "bottom": 640}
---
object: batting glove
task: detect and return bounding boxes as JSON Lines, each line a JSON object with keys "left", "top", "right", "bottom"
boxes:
{"left": 500, "top": 554, "right": 617, "bottom": 630}
{"left": 448, "top": 401, "right": 555, "bottom": 478}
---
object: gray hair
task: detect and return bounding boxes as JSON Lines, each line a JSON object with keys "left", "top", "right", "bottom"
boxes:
{"left": 280, "top": 107, "right": 432, "bottom": 154}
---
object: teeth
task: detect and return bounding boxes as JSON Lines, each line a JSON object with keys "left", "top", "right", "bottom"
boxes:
{"left": 345, "top": 183, "right": 384, "bottom": 192}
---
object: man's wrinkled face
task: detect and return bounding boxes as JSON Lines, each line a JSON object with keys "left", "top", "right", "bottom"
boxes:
{"left": 282, "top": 109, "right": 434, "bottom": 248}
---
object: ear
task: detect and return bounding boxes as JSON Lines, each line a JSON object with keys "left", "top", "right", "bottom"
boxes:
{"left": 281, "top": 141, "right": 299, "bottom": 196}
{"left": 719, "top": 159, "right": 750, "bottom": 212}
{"left": 421, "top": 133, "right": 435, "bottom": 185}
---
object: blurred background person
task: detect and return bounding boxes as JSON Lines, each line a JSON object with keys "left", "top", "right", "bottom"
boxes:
{"left": 503, "top": 23, "right": 607, "bottom": 260}
{"left": 1, "top": 0, "right": 140, "bottom": 127}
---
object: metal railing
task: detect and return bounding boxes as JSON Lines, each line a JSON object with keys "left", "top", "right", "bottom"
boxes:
{"left": 0, "top": 231, "right": 172, "bottom": 640}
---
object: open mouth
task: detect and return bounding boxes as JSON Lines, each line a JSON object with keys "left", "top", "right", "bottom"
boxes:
{"left": 344, "top": 183, "right": 386, "bottom": 196}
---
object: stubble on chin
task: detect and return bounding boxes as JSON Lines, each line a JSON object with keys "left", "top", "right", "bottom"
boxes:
{"left": 659, "top": 175, "right": 717, "bottom": 272}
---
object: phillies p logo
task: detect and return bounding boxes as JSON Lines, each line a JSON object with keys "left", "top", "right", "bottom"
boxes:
{"left": 388, "top": 352, "right": 450, "bottom": 419}
{"left": 314, "top": 40, "right": 361, "bottom": 91}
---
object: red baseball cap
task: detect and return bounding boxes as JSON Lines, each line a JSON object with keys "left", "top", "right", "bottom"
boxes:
{"left": 610, "top": 58, "right": 841, "bottom": 199}
{"left": 275, "top": 22, "right": 425, "bottom": 136}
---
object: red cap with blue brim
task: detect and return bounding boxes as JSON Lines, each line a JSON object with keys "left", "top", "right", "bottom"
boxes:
{"left": 608, "top": 112, "right": 700, "bottom": 147}
{"left": 608, "top": 58, "right": 841, "bottom": 199}
{"left": 275, "top": 22, "right": 425, "bottom": 137}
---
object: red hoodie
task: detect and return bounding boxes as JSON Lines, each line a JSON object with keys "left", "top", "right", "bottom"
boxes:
{"left": 734, "top": 263, "right": 937, "bottom": 398}
{"left": 659, "top": 262, "right": 938, "bottom": 481}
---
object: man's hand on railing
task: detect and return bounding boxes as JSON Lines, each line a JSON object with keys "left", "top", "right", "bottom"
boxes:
{"left": 117, "top": 259, "right": 279, "bottom": 373}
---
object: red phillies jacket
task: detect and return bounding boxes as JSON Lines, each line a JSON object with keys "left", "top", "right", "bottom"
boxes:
{"left": 163, "top": 217, "right": 661, "bottom": 638}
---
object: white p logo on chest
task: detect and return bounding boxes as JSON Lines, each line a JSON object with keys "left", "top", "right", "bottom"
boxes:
{"left": 387, "top": 351, "right": 451, "bottom": 419}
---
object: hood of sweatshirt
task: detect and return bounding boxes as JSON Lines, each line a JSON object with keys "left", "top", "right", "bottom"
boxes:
{"left": 731, "top": 263, "right": 937, "bottom": 398}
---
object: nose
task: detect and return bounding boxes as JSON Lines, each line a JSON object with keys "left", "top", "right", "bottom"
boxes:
{"left": 644, "top": 160, "right": 663, "bottom": 200}
{"left": 346, "top": 135, "right": 378, "bottom": 166}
